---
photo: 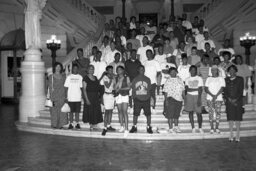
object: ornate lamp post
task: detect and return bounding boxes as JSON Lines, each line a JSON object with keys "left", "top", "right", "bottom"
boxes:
{"left": 46, "top": 35, "right": 61, "bottom": 72}
{"left": 240, "top": 32, "right": 256, "bottom": 65}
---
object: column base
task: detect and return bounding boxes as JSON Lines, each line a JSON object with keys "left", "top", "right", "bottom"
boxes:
{"left": 253, "top": 95, "right": 256, "bottom": 111}
{"left": 19, "top": 48, "right": 46, "bottom": 123}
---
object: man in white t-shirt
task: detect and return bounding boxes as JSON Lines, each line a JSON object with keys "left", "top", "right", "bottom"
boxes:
{"left": 91, "top": 51, "right": 107, "bottom": 79}
{"left": 182, "top": 13, "right": 192, "bottom": 30}
{"left": 184, "top": 65, "right": 204, "bottom": 133}
{"left": 137, "top": 36, "right": 154, "bottom": 65}
{"left": 198, "top": 31, "right": 216, "bottom": 51}
{"left": 99, "top": 36, "right": 111, "bottom": 62}
{"left": 136, "top": 27, "right": 151, "bottom": 47}
{"left": 64, "top": 64, "right": 83, "bottom": 130}
{"left": 144, "top": 49, "right": 161, "bottom": 111}
{"left": 104, "top": 41, "right": 121, "bottom": 65}
{"left": 205, "top": 65, "right": 226, "bottom": 134}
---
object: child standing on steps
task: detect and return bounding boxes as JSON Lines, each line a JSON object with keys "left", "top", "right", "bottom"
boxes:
{"left": 184, "top": 65, "right": 204, "bottom": 133}
{"left": 64, "top": 64, "right": 83, "bottom": 130}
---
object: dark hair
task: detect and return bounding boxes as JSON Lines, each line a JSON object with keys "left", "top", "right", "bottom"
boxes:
{"left": 202, "top": 54, "right": 209, "bottom": 59}
{"left": 72, "top": 63, "right": 79, "bottom": 68}
{"left": 227, "top": 65, "right": 238, "bottom": 73}
{"left": 181, "top": 53, "right": 188, "bottom": 59}
{"left": 106, "top": 65, "right": 113, "bottom": 71}
{"left": 116, "top": 65, "right": 125, "bottom": 73}
{"left": 115, "top": 52, "right": 120, "bottom": 57}
{"left": 165, "top": 37, "right": 170, "bottom": 42}
{"left": 77, "top": 48, "right": 83, "bottom": 53}
{"left": 204, "top": 42, "right": 210, "bottom": 47}
{"left": 103, "top": 35, "right": 109, "bottom": 41}
{"left": 222, "top": 51, "right": 231, "bottom": 59}
{"left": 213, "top": 56, "right": 220, "bottom": 61}
{"left": 53, "top": 62, "right": 64, "bottom": 73}
{"left": 169, "top": 67, "right": 177, "bottom": 73}
{"left": 137, "top": 65, "right": 145, "bottom": 70}
{"left": 191, "top": 46, "right": 197, "bottom": 50}
{"left": 96, "top": 50, "right": 102, "bottom": 55}
{"left": 234, "top": 55, "right": 243, "bottom": 64}
{"left": 130, "top": 16, "right": 136, "bottom": 21}
{"left": 131, "top": 49, "right": 137, "bottom": 53}
{"left": 189, "top": 65, "right": 197, "bottom": 72}
{"left": 146, "top": 49, "right": 153, "bottom": 54}
{"left": 92, "top": 46, "right": 98, "bottom": 50}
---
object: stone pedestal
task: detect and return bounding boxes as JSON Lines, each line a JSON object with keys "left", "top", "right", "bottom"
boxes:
{"left": 19, "top": 48, "right": 46, "bottom": 123}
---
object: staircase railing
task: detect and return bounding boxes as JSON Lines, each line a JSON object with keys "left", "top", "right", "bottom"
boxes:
{"left": 46, "top": 0, "right": 106, "bottom": 75}
{"left": 67, "top": 0, "right": 104, "bottom": 27}
{"left": 191, "top": 0, "right": 223, "bottom": 19}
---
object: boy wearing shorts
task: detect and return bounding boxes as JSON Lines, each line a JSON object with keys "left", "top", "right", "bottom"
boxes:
{"left": 130, "top": 65, "right": 153, "bottom": 134}
{"left": 64, "top": 64, "right": 83, "bottom": 129}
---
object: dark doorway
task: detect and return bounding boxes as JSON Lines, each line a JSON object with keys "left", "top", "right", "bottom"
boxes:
{"left": 139, "top": 13, "right": 158, "bottom": 26}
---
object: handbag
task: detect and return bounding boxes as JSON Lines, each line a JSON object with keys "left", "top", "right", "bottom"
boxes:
{"left": 45, "top": 75, "right": 54, "bottom": 107}
{"left": 61, "top": 103, "right": 70, "bottom": 113}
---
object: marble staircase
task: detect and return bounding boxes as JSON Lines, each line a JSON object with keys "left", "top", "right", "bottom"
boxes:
{"left": 16, "top": 93, "right": 256, "bottom": 140}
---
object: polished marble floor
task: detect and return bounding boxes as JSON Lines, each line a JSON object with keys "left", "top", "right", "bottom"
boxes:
{"left": 1, "top": 104, "right": 256, "bottom": 171}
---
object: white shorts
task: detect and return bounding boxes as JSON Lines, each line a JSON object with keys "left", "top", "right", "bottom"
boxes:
{"left": 103, "top": 94, "right": 115, "bottom": 110}
{"left": 115, "top": 94, "right": 129, "bottom": 104}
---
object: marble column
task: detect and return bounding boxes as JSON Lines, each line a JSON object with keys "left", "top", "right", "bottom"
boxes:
{"left": 19, "top": 0, "right": 47, "bottom": 123}
{"left": 253, "top": 59, "right": 256, "bottom": 110}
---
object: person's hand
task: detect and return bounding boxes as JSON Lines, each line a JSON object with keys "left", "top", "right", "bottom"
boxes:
{"left": 86, "top": 100, "right": 91, "bottom": 105}
{"left": 64, "top": 98, "right": 68, "bottom": 103}
{"left": 197, "top": 98, "right": 202, "bottom": 107}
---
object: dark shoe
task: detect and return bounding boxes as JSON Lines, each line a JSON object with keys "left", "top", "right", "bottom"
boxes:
{"left": 107, "top": 126, "right": 116, "bottom": 131}
{"left": 75, "top": 124, "right": 81, "bottom": 129}
{"left": 129, "top": 126, "right": 137, "bottom": 133}
{"left": 147, "top": 126, "right": 153, "bottom": 134}
{"left": 68, "top": 124, "right": 73, "bottom": 129}
{"left": 201, "top": 107, "right": 208, "bottom": 114}
{"left": 102, "top": 129, "right": 107, "bottom": 136}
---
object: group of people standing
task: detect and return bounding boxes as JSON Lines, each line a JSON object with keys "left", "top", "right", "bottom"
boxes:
{"left": 47, "top": 14, "right": 251, "bottom": 141}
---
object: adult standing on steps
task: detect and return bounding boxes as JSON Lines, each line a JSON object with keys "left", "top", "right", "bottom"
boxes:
{"left": 130, "top": 65, "right": 153, "bottom": 134}
{"left": 163, "top": 67, "right": 185, "bottom": 134}
{"left": 48, "top": 62, "right": 67, "bottom": 129}
{"left": 205, "top": 65, "right": 226, "bottom": 134}
{"left": 224, "top": 65, "right": 244, "bottom": 142}
{"left": 82, "top": 65, "right": 103, "bottom": 130}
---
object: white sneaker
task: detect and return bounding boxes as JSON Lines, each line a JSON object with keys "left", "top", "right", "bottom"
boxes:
{"left": 215, "top": 129, "right": 221, "bottom": 134}
{"left": 119, "top": 126, "right": 125, "bottom": 133}
{"left": 129, "top": 108, "right": 134, "bottom": 114}
{"left": 192, "top": 128, "right": 196, "bottom": 133}
{"left": 151, "top": 108, "right": 156, "bottom": 114}
{"left": 168, "top": 128, "right": 176, "bottom": 134}
{"left": 124, "top": 130, "right": 129, "bottom": 137}
{"left": 174, "top": 126, "right": 181, "bottom": 133}
{"left": 210, "top": 129, "right": 214, "bottom": 134}
{"left": 199, "top": 128, "right": 204, "bottom": 134}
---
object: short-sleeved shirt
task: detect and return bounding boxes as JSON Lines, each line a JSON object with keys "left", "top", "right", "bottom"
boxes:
{"left": 64, "top": 74, "right": 83, "bottom": 102}
{"left": 144, "top": 60, "right": 161, "bottom": 84}
{"left": 137, "top": 45, "right": 154, "bottom": 65}
{"left": 163, "top": 77, "right": 185, "bottom": 101}
{"left": 185, "top": 76, "right": 204, "bottom": 95}
{"left": 178, "top": 64, "right": 191, "bottom": 82}
{"left": 131, "top": 75, "right": 151, "bottom": 101}
{"left": 100, "top": 75, "right": 115, "bottom": 93}
{"left": 160, "top": 62, "right": 176, "bottom": 85}
{"left": 205, "top": 77, "right": 226, "bottom": 101}
{"left": 91, "top": 61, "right": 107, "bottom": 79}
{"left": 155, "top": 54, "right": 167, "bottom": 64}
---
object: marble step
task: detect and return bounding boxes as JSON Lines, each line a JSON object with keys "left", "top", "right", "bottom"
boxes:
{"left": 16, "top": 122, "right": 256, "bottom": 140}
{"left": 28, "top": 114, "right": 256, "bottom": 130}
{"left": 39, "top": 110, "right": 256, "bottom": 122}
{"left": 41, "top": 103, "right": 254, "bottom": 116}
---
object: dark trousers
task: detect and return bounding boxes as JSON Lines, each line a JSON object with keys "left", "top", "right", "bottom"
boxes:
{"left": 150, "top": 83, "right": 156, "bottom": 109}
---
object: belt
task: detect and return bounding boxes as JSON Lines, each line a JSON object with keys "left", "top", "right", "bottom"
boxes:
{"left": 104, "top": 92, "right": 113, "bottom": 95}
